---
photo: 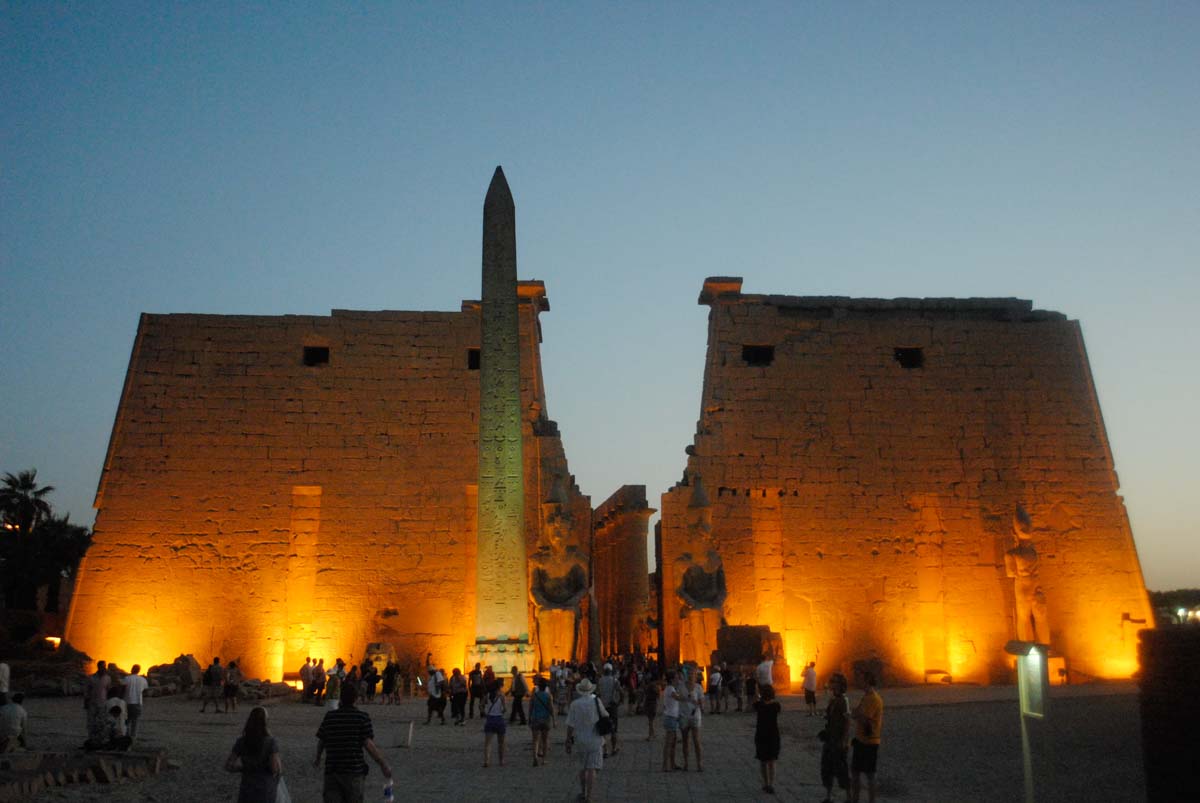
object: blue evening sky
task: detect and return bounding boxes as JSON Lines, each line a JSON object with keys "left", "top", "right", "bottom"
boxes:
{"left": 2, "top": 2, "right": 1196, "bottom": 589}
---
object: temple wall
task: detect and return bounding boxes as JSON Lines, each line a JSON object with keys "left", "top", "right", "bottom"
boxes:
{"left": 67, "top": 287, "right": 590, "bottom": 679}
{"left": 661, "top": 279, "right": 1153, "bottom": 684}
{"left": 593, "top": 486, "right": 654, "bottom": 657}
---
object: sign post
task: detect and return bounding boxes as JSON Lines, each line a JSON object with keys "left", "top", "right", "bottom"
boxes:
{"left": 1005, "top": 640, "right": 1050, "bottom": 803}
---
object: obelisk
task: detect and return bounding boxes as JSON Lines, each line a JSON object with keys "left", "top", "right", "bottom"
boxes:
{"left": 472, "top": 166, "right": 533, "bottom": 671}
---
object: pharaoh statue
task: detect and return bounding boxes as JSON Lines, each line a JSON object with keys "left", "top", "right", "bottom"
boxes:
{"left": 529, "top": 474, "right": 588, "bottom": 668}
{"left": 1004, "top": 504, "right": 1050, "bottom": 644}
{"left": 674, "top": 475, "right": 727, "bottom": 665}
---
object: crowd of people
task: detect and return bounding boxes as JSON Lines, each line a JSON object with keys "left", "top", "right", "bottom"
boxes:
{"left": 0, "top": 651, "right": 883, "bottom": 803}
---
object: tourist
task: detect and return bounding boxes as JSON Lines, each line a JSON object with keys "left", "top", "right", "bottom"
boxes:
{"left": 565, "top": 676, "right": 607, "bottom": 803}
{"left": 326, "top": 670, "right": 342, "bottom": 712}
{"left": 313, "top": 659, "right": 327, "bottom": 704}
{"left": 424, "top": 665, "right": 446, "bottom": 724}
{"left": 596, "top": 663, "right": 622, "bottom": 756}
{"left": 680, "top": 671, "right": 704, "bottom": 771}
{"left": 300, "top": 658, "right": 313, "bottom": 702}
{"left": 820, "top": 671, "right": 851, "bottom": 803}
{"left": 314, "top": 684, "right": 392, "bottom": 803}
{"left": 225, "top": 706, "right": 282, "bottom": 803}
{"left": 554, "top": 665, "right": 571, "bottom": 715}
{"left": 707, "top": 664, "right": 722, "bottom": 714}
{"left": 85, "top": 660, "right": 111, "bottom": 740}
{"left": 803, "top": 662, "right": 818, "bottom": 716}
{"left": 89, "top": 701, "right": 132, "bottom": 751}
{"left": 507, "top": 666, "right": 528, "bottom": 724}
{"left": 0, "top": 692, "right": 28, "bottom": 752}
{"left": 754, "top": 684, "right": 781, "bottom": 794}
{"left": 123, "top": 664, "right": 149, "bottom": 741}
{"left": 660, "top": 670, "right": 683, "bottom": 771}
{"left": 529, "top": 676, "right": 555, "bottom": 766}
{"left": 224, "top": 660, "right": 243, "bottom": 713}
{"left": 756, "top": 651, "right": 775, "bottom": 699}
{"left": 468, "top": 662, "right": 485, "bottom": 718}
{"left": 200, "top": 657, "right": 224, "bottom": 713}
{"left": 363, "top": 663, "right": 379, "bottom": 703}
{"left": 381, "top": 661, "right": 398, "bottom": 705}
{"left": 728, "top": 667, "right": 745, "bottom": 712}
{"left": 642, "top": 675, "right": 659, "bottom": 741}
{"left": 850, "top": 671, "right": 883, "bottom": 803}
{"left": 449, "top": 667, "right": 468, "bottom": 725}
{"left": 482, "top": 680, "right": 507, "bottom": 767}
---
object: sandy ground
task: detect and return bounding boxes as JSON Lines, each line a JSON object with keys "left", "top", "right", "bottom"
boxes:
{"left": 18, "top": 683, "right": 1145, "bottom": 802}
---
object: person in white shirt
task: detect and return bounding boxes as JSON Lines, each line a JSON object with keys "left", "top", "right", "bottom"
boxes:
{"left": 707, "top": 666, "right": 722, "bottom": 714}
{"left": 566, "top": 677, "right": 608, "bottom": 802}
{"left": 123, "top": 665, "right": 150, "bottom": 741}
{"left": 660, "top": 670, "right": 684, "bottom": 771}
{"left": 756, "top": 653, "right": 776, "bottom": 696}
{"left": 803, "top": 662, "right": 818, "bottom": 716}
{"left": 0, "top": 692, "right": 28, "bottom": 752}
{"left": 680, "top": 673, "right": 704, "bottom": 771}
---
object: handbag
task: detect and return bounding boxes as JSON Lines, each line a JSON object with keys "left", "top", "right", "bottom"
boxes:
{"left": 594, "top": 697, "right": 613, "bottom": 736}
{"left": 275, "top": 776, "right": 291, "bottom": 803}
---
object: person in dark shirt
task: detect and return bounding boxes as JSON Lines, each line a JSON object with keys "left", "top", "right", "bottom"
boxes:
{"left": 314, "top": 684, "right": 391, "bottom": 803}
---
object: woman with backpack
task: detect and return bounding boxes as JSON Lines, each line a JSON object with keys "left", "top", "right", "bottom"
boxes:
{"left": 224, "top": 706, "right": 285, "bottom": 803}
{"left": 529, "top": 676, "right": 555, "bottom": 766}
{"left": 482, "top": 680, "right": 507, "bottom": 767}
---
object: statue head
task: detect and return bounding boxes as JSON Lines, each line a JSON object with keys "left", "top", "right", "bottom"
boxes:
{"left": 540, "top": 473, "right": 574, "bottom": 552}
{"left": 687, "top": 474, "right": 713, "bottom": 535}
{"left": 1013, "top": 504, "right": 1034, "bottom": 542}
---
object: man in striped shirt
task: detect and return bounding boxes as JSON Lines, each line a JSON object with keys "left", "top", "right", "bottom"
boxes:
{"left": 314, "top": 684, "right": 392, "bottom": 802}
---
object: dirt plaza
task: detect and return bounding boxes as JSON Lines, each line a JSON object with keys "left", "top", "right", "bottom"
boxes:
{"left": 18, "top": 683, "right": 1144, "bottom": 802}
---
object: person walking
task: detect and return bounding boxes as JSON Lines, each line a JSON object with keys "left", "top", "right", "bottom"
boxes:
{"left": 314, "top": 684, "right": 392, "bottom": 803}
{"left": 596, "top": 663, "right": 622, "bottom": 757}
{"left": 312, "top": 659, "right": 327, "bottom": 704}
{"left": 820, "top": 672, "right": 852, "bottom": 803}
{"left": 680, "top": 671, "right": 704, "bottom": 771}
{"left": 482, "top": 680, "right": 507, "bottom": 767}
{"left": 424, "top": 665, "right": 446, "bottom": 724}
{"left": 507, "top": 666, "right": 528, "bottom": 725}
{"left": 529, "top": 676, "right": 555, "bottom": 766}
{"left": 803, "top": 662, "right": 818, "bottom": 716}
{"left": 224, "top": 660, "right": 243, "bottom": 714}
{"left": 643, "top": 676, "right": 659, "bottom": 741}
{"left": 449, "top": 668, "right": 469, "bottom": 725}
{"left": 300, "top": 658, "right": 314, "bottom": 703}
{"left": 225, "top": 706, "right": 283, "bottom": 803}
{"left": 200, "top": 658, "right": 224, "bottom": 713}
{"left": 754, "top": 684, "right": 781, "bottom": 794}
{"left": 850, "top": 672, "right": 883, "bottom": 803}
{"left": 565, "top": 677, "right": 607, "bottom": 803}
{"left": 85, "top": 661, "right": 111, "bottom": 741}
{"left": 660, "top": 671, "right": 683, "bottom": 772}
{"left": 468, "top": 663, "right": 485, "bottom": 719}
{"left": 122, "top": 664, "right": 149, "bottom": 742}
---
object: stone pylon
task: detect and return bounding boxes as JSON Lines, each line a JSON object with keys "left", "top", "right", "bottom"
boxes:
{"left": 471, "top": 166, "right": 534, "bottom": 672}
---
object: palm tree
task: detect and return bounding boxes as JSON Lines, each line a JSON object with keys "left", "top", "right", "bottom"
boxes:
{"left": 0, "top": 469, "right": 55, "bottom": 534}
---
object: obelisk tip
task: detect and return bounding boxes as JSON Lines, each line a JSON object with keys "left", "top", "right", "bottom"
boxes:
{"left": 485, "top": 166, "right": 514, "bottom": 210}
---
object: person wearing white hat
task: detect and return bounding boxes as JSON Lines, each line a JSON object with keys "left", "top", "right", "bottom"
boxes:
{"left": 566, "top": 677, "right": 608, "bottom": 802}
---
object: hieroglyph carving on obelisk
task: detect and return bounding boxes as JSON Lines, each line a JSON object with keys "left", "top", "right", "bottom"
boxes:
{"left": 474, "top": 167, "right": 532, "bottom": 664}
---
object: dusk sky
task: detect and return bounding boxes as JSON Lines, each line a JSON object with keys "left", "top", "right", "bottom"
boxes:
{"left": 3, "top": 3, "right": 1197, "bottom": 590}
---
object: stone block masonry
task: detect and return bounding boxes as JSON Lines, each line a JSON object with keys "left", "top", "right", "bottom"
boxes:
{"left": 66, "top": 283, "right": 592, "bottom": 679}
{"left": 659, "top": 278, "right": 1154, "bottom": 685}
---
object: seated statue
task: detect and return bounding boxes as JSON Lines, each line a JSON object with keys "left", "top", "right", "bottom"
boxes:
{"left": 675, "top": 475, "right": 727, "bottom": 664}
{"left": 530, "top": 475, "right": 588, "bottom": 666}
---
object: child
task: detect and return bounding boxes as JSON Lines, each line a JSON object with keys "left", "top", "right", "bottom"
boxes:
{"left": 643, "top": 677, "right": 659, "bottom": 741}
{"left": 754, "top": 684, "right": 781, "bottom": 794}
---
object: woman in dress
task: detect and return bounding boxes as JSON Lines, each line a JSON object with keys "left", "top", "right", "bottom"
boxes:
{"left": 482, "top": 679, "right": 507, "bottom": 767}
{"left": 224, "top": 706, "right": 282, "bottom": 803}
{"left": 680, "top": 672, "right": 704, "bottom": 771}
{"left": 754, "top": 684, "right": 781, "bottom": 794}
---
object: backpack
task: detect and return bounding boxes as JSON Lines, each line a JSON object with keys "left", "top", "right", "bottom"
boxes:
{"left": 594, "top": 697, "right": 613, "bottom": 736}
